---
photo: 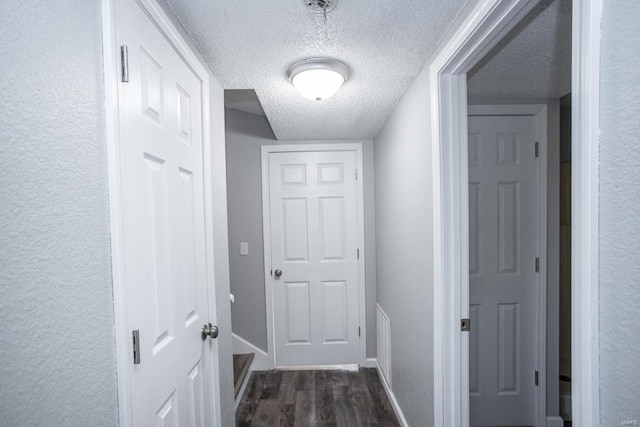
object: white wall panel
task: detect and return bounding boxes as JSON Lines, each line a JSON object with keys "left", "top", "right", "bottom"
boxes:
{"left": 498, "top": 303, "right": 519, "bottom": 394}
{"left": 322, "top": 281, "right": 348, "bottom": 343}
{"left": 140, "top": 47, "right": 164, "bottom": 123}
{"left": 497, "top": 133, "right": 519, "bottom": 165}
{"left": 319, "top": 197, "right": 346, "bottom": 261}
{"left": 285, "top": 282, "right": 311, "bottom": 344}
{"left": 282, "top": 198, "right": 309, "bottom": 262}
{"left": 498, "top": 182, "right": 520, "bottom": 275}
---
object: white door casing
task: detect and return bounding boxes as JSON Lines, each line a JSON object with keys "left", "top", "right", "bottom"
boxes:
{"left": 261, "top": 144, "right": 367, "bottom": 368}
{"left": 468, "top": 114, "right": 540, "bottom": 426}
{"left": 429, "top": 0, "right": 584, "bottom": 427}
{"left": 102, "top": 0, "right": 220, "bottom": 425}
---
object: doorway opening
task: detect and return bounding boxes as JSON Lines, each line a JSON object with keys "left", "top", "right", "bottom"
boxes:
{"left": 430, "top": 0, "right": 601, "bottom": 426}
{"left": 466, "top": 105, "right": 548, "bottom": 426}
{"left": 260, "top": 144, "right": 368, "bottom": 369}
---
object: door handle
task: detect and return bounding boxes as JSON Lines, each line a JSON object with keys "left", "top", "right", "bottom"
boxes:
{"left": 201, "top": 323, "right": 219, "bottom": 340}
{"left": 274, "top": 269, "right": 283, "bottom": 278}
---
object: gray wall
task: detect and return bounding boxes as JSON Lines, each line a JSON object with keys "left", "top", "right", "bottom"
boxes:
{"left": 0, "top": 2, "right": 119, "bottom": 425}
{"left": 225, "top": 108, "right": 378, "bottom": 358}
{"left": 374, "top": 65, "right": 435, "bottom": 425}
{"left": 599, "top": 0, "right": 640, "bottom": 424}
{"left": 225, "top": 108, "right": 276, "bottom": 351}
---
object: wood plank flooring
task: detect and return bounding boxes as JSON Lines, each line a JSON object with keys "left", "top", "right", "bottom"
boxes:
{"left": 236, "top": 368, "right": 401, "bottom": 427}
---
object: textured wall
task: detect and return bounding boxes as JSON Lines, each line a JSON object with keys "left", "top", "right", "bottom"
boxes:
{"left": 0, "top": 1, "right": 119, "bottom": 425}
{"left": 225, "top": 108, "right": 378, "bottom": 357}
{"left": 599, "top": 1, "right": 640, "bottom": 424}
{"left": 374, "top": 65, "right": 435, "bottom": 426}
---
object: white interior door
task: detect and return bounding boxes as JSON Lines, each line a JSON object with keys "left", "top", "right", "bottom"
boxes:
{"left": 267, "top": 150, "right": 360, "bottom": 366}
{"left": 468, "top": 115, "right": 538, "bottom": 426}
{"left": 117, "top": 0, "right": 217, "bottom": 424}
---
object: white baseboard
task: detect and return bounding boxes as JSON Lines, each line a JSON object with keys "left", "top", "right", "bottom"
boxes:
{"left": 547, "top": 415, "right": 565, "bottom": 427}
{"left": 362, "top": 357, "right": 377, "bottom": 368}
{"left": 232, "top": 333, "right": 273, "bottom": 370}
{"left": 376, "top": 364, "right": 409, "bottom": 427}
{"left": 277, "top": 364, "right": 359, "bottom": 371}
{"left": 234, "top": 368, "right": 251, "bottom": 411}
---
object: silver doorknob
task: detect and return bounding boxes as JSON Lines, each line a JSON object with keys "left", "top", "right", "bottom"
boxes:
{"left": 201, "top": 323, "right": 219, "bottom": 340}
{"left": 274, "top": 269, "right": 283, "bottom": 278}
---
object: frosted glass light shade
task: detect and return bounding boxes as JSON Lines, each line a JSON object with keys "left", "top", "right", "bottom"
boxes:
{"left": 288, "top": 58, "right": 350, "bottom": 101}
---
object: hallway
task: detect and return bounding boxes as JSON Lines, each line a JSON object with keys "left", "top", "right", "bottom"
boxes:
{"left": 236, "top": 368, "right": 400, "bottom": 426}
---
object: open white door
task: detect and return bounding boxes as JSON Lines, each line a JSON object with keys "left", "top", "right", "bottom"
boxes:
{"left": 104, "top": 0, "right": 220, "bottom": 425}
{"left": 262, "top": 145, "right": 366, "bottom": 367}
{"left": 468, "top": 113, "right": 540, "bottom": 426}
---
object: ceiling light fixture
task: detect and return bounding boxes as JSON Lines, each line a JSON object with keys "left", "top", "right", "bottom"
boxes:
{"left": 287, "top": 58, "right": 350, "bottom": 101}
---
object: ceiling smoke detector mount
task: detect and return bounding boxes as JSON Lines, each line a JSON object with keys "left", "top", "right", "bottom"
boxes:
{"left": 303, "top": 0, "right": 337, "bottom": 13}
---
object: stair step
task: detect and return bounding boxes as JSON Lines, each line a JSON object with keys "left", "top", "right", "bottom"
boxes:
{"left": 233, "top": 353, "right": 255, "bottom": 399}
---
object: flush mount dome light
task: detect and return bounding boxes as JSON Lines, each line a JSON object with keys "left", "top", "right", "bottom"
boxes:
{"left": 287, "top": 58, "right": 350, "bottom": 101}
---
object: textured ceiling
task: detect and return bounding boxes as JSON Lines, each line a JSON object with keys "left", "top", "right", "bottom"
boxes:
{"left": 165, "top": 0, "right": 468, "bottom": 140}
{"left": 468, "top": 0, "right": 572, "bottom": 99}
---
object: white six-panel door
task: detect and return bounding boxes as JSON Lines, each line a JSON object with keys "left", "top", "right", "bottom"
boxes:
{"left": 116, "top": 0, "right": 216, "bottom": 424}
{"left": 468, "top": 115, "right": 538, "bottom": 426}
{"left": 267, "top": 150, "right": 360, "bottom": 367}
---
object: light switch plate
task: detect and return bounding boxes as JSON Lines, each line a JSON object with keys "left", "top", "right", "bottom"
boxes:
{"left": 240, "top": 242, "right": 249, "bottom": 256}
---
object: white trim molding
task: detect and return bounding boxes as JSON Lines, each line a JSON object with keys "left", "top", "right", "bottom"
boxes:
{"left": 431, "top": 0, "right": 601, "bottom": 425}
{"left": 260, "top": 143, "right": 368, "bottom": 368}
{"left": 571, "top": 0, "right": 602, "bottom": 426}
{"left": 376, "top": 365, "right": 409, "bottom": 427}
{"left": 430, "top": 2, "right": 540, "bottom": 425}
{"left": 232, "top": 333, "right": 274, "bottom": 371}
{"left": 101, "top": 0, "right": 221, "bottom": 425}
{"left": 363, "top": 357, "right": 378, "bottom": 368}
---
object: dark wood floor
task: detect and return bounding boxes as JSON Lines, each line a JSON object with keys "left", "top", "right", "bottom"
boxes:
{"left": 236, "top": 368, "right": 401, "bottom": 427}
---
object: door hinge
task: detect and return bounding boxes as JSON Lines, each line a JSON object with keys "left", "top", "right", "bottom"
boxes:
{"left": 358, "top": 327, "right": 361, "bottom": 337}
{"left": 534, "top": 370, "right": 539, "bottom": 386}
{"left": 355, "top": 169, "right": 358, "bottom": 180}
{"left": 121, "top": 45, "right": 129, "bottom": 83}
{"left": 535, "top": 257, "right": 540, "bottom": 273}
{"left": 535, "top": 141, "right": 540, "bottom": 158}
{"left": 461, "top": 318, "right": 471, "bottom": 331}
{"left": 132, "top": 330, "right": 140, "bottom": 365}
{"left": 357, "top": 248, "right": 360, "bottom": 260}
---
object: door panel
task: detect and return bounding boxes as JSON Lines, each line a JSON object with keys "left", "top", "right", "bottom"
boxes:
{"left": 268, "top": 151, "right": 360, "bottom": 366}
{"left": 468, "top": 115, "right": 537, "bottom": 426}
{"left": 118, "top": 0, "right": 214, "bottom": 424}
{"left": 321, "top": 281, "right": 348, "bottom": 342}
{"left": 285, "top": 282, "right": 312, "bottom": 344}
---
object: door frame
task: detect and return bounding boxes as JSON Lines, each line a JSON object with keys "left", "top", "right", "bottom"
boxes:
{"left": 468, "top": 104, "right": 548, "bottom": 426}
{"left": 261, "top": 143, "right": 367, "bottom": 368}
{"left": 101, "top": 0, "right": 221, "bottom": 425}
{"left": 430, "top": 0, "right": 601, "bottom": 426}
